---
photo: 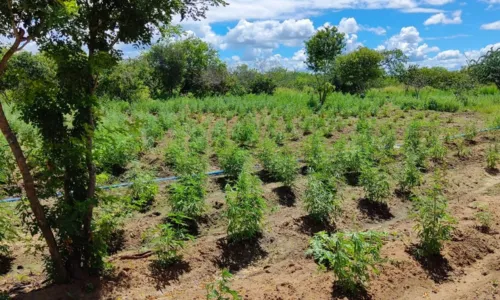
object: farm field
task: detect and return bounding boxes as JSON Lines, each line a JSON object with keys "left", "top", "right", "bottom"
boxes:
{"left": 1, "top": 89, "right": 500, "bottom": 299}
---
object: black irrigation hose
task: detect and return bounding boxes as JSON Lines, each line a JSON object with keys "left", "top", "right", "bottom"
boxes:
{"left": 1, "top": 126, "right": 499, "bottom": 204}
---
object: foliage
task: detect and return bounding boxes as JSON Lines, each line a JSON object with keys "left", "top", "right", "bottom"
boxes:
{"left": 398, "top": 154, "right": 422, "bottom": 194}
{"left": 144, "top": 218, "right": 193, "bottom": 267}
{"left": 168, "top": 175, "right": 206, "bottom": 218}
{"left": 249, "top": 75, "right": 277, "bottom": 95}
{"left": 486, "top": 144, "right": 499, "bottom": 170}
{"left": 306, "top": 231, "right": 386, "bottom": 292}
{"left": 336, "top": 47, "right": 384, "bottom": 95}
{"left": 305, "top": 26, "right": 346, "bottom": 106}
{"left": 411, "top": 177, "right": 456, "bottom": 257}
{"left": 359, "top": 166, "right": 390, "bottom": 203}
{"left": 165, "top": 138, "right": 208, "bottom": 175}
{"left": 231, "top": 115, "right": 259, "bottom": 148}
{"left": 206, "top": 269, "right": 242, "bottom": 300}
{"left": 304, "top": 172, "right": 341, "bottom": 223}
{"left": 0, "top": 208, "right": 18, "bottom": 256}
{"left": 217, "top": 143, "right": 249, "bottom": 181}
{"left": 128, "top": 172, "right": 158, "bottom": 211}
{"left": 258, "top": 139, "right": 298, "bottom": 187}
{"left": 471, "top": 47, "right": 500, "bottom": 89}
{"left": 475, "top": 204, "right": 492, "bottom": 231}
{"left": 225, "top": 167, "right": 266, "bottom": 242}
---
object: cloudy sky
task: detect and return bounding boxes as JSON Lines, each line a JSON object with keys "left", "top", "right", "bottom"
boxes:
{"left": 121, "top": 0, "right": 495, "bottom": 71}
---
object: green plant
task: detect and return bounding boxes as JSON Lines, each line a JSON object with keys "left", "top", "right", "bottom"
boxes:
{"left": 303, "top": 133, "right": 328, "bottom": 173}
{"left": 231, "top": 115, "right": 259, "bottom": 148}
{"left": 129, "top": 172, "right": 159, "bottom": 211}
{"left": 398, "top": 154, "right": 422, "bottom": 194}
{"left": 168, "top": 175, "right": 206, "bottom": 218}
{"left": 475, "top": 204, "right": 492, "bottom": 232}
{"left": 456, "top": 139, "right": 471, "bottom": 158}
{"left": 206, "top": 269, "right": 242, "bottom": 300}
{"left": 360, "top": 166, "right": 390, "bottom": 203}
{"left": 427, "top": 134, "right": 447, "bottom": 163}
{"left": 225, "top": 167, "right": 266, "bottom": 241}
{"left": 464, "top": 124, "right": 477, "bottom": 142}
{"left": 304, "top": 173, "right": 340, "bottom": 222}
{"left": 165, "top": 139, "right": 208, "bottom": 176}
{"left": 486, "top": 144, "right": 499, "bottom": 170}
{"left": 0, "top": 208, "right": 18, "bottom": 257}
{"left": 144, "top": 219, "right": 193, "bottom": 268}
{"left": 411, "top": 178, "right": 456, "bottom": 257}
{"left": 259, "top": 140, "right": 298, "bottom": 187}
{"left": 306, "top": 231, "right": 386, "bottom": 292}
{"left": 217, "top": 143, "right": 249, "bottom": 181}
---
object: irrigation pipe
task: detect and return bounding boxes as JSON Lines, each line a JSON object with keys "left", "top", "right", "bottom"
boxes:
{"left": 1, "top": 126, "right": 499, "bottom": 204}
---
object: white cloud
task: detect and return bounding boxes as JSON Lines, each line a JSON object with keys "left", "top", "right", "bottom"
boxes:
{"left": 422, "top": 0, "right": 454, "bottom": 5}
{"left": 224, "top": 19, "right": 315, "bottom": 49}
{"left": 401, "top": 7, "right": 445, "bottom": 13}
{"left": 436, "top": 49, "right": 461, "bottom": 60}
{"left": 381, "top": 26, "right": 439, "bottom": 60}
{"left": 338, "top": 17, "right": 361, "bottom": 34}
{"left": 424, "top": 10, "right": 462, "bottom": 25}
{"left": 481, "top": 21, "right": 500, "bottom": 30}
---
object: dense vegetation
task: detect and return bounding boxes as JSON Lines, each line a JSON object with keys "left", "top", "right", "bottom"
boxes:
{"left": 0, "top": 2, "right": 499, "bottom": 297}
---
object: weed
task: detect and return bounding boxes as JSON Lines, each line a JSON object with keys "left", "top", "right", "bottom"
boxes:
{"left": 206, "top": 269, "right": 242, "bottom": 300}
{"left": 486, "top": 144, "right": 499, "bottom": 170}
{"left": 169, "top": 175, "right": 206, "bottom": 218}
{"left": 360, "top": 166, "right": 390, "bottom": 203}
{"left": 303, "top": 173, "right": 340, "bottom": 223}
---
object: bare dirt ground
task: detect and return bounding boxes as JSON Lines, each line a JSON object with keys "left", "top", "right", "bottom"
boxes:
{"left": 1, "top": 113, "right": 499, "bottom": 300}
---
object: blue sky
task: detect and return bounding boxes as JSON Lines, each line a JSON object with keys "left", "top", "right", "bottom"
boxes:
{"left": 121, "top": 1, "right": 498, "bottom": 70}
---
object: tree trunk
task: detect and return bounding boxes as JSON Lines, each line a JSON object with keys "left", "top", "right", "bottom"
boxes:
{"left": 0, "top": 36, "right": 68, "bottom": 283}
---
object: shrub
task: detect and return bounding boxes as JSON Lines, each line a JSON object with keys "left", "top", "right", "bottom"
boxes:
{"left": 206, "top": 269, "right": 242, "bottom": 300}
{"left": 359, "top": 166, "right": 390, "bottom": 203}
{"left": 464, "top": 124, "right": 477, "bottom": 142}
{"left": 217, "top": 143, "right": 249, "bottom": 181}
{"left": 144, "top": 216, "right": 193, "bottom": 267}
{"left": 225, "top": 168, "right": 266, "bottom": 241}
{"left": 259, "top": 140, "right": 298, "bottom": 187}
{"left": 231, "top": 115, "right": 259, "bottom": 148}
{"left": 398, "top": 154, "right": 422, "bottom": 194}
{"left": 486, "top": 144, "right": 499, "bottom": 170}
{"left": 165, "top": 140, "right": 208, "bottom": 176}
{"left": 0, "top": 209, "right": 18, "bottom": 257}
{"left": 303, "top": 133, "right": 328, "bottom": 173}
{"left": 411, "top": 180, "right": 456, "bottom": 257}
{"left": 427, "top": 134, "right": 447, "bottom": 163}
{"left": 304, "top": 173, "right": 340, "bottom": 222}
{"left": 168, "top": 175, "right": 206, "bottom": 218}
{"left": 307, "top": 231, "right": 386, "bottom": 292}
{"left": 129, "top": 172, "right": 158, "bottom": 211}
{"left": 250, "top": 75, "right": 277, "bottom": 95}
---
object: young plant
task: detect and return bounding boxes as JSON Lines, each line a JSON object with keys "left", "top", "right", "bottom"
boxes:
{"left": 206, "top": 269, "right": 242, "bottom": 300}
{"left": 225, "top": 167, "right": 266, "bottom": 242}
{"left": 0, "top": 208, "right": 18, "bottom": 257}
{"left": 217, "top": 143, "right": 249, "bottom": 181}
{"left": 398, "top": 154, "right": 422, "bottom": 195}
{"left": 231, "top": 115, "right": 259, "bottom": 148}
{"left": 464, "top": 124, "right": 477, "bottom": 142}
{"left": 306, "top": 231, "right": 386, "bottom": 292}
{"left": 456, "top": 139, "right": 471, "bottom": 159}
{"left": 144, "top": 217, "right": 193, "bottom": 268}
{"left": 303, "top": 133, "right": 328, "bottom": 173}
{"left": 411, "top": 179, "right": 456, "bottom": 257}
{"left": 427, "top": 134, "right": 447, "bottom": 163}
{"left": 359, "top": 166, "right": 390, "bottom": 204}
{"left": 486, "top": 144, "right": 499, "bottom": 170}
{"left": 259, "top": 141, "right": 298, "bottom": 187}
{"left": 304, "top": 173, "right": 341, "bottom": 223}
{"left": 129, "top": 172, "right": 159, "bottom": 211}
{"left": 169, "top": 175, "right": 206, "bottom": 218}
{"left": 475, "top": 204, "right": 493, "bottom": 232}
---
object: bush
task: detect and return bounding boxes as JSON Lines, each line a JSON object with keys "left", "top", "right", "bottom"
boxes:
{"left": 307, "top": 231, "right": 386, "bottom": 292}
{"left": 398, "top": 154, "right": 422, "bottom": 194}
{"left": 411, "top": 180, "right": 456, "bottom": 257}
{"left": 129, "top": 172, "right": 158, "bottom": 211}
{"left": 259, "top": 140, "right": 298, "bottom": 187}
{"left": 303, "top": 173, "right": 340, "bottom": 222}
{"left": 165, "top": 139, "right": 208, "bottom": 175}
{"left": 168, "top": 175, "right": 206, "bottom": 218}
{"left": 359, "top": 166, "right": 390, "bottom": 203}
{"left": 225, "top": 168, "right": 266, "bottom": 241}
{"left": 231, "top": 115, "right": 259, "bottom": 148}
{"left": 486, "top": 144, "right": 499, "bottom": 170}
{"left": 144, "top": 218, "right": 193, "bottom": 267}
{"left": 250, "top": 75, "right": 277, "bottom": 95}
{"left": 0, "top": 209, "right": 17, "bottom": 257}
{"left": 217, "top": 143, "right": 249, "bottom": 182}
{"left": 206, "top": 269, "right": 242, "bottom": 300}
{"left": 303, "top": 133, "right": 328, "bottom": 173}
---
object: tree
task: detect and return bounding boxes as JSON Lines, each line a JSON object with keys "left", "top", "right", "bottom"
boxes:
{"left": 336, "top": 47, "right": 384, "bottom": 95}
{"left": 305, "top": 26, "right": 345, "bottom": 108}
{"left": 471, "top": 47, "right": 500, "bottom": 89}
{"left": 2, "top": 0, "right": 226, "bottom": 282}
{"left": 381, "top": 49, "right": 408, "bottom": 82}
{"left": 402, "top": 65, "right": 428, "bottom": 98}
{"left": 0, "top": 0, "right": 74, "bottom": 283}
{"left": 147, "top": 42, "right": 186, "bottom": 97}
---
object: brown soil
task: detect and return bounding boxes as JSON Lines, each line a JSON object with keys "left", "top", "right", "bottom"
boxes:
{"left": 1, "top": 115, "right": 500, "bottom": 300}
